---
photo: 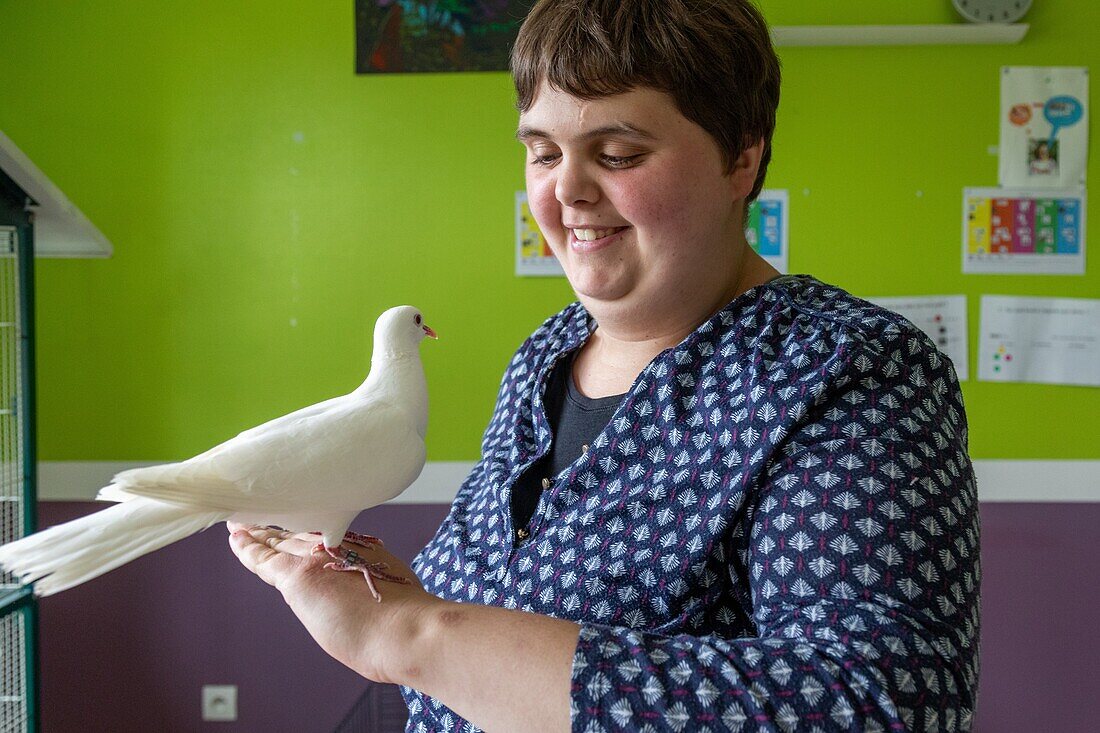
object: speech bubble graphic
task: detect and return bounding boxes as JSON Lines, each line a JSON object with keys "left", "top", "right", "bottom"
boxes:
{"left": 1044, "top": 95, "right": 1083, "bottom": 146}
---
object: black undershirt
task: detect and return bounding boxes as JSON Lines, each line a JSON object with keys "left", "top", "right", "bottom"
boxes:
{"left": 510, "top": 352, "right": 626, "bottom": 539}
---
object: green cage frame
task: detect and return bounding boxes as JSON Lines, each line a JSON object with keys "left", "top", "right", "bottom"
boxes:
{"left": 0, "top": 167, "right": 39, "bottom": 733}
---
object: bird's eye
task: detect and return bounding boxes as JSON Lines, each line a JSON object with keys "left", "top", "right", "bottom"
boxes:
{"left": 415, "top": 314, "right": 422, "bottom": 325}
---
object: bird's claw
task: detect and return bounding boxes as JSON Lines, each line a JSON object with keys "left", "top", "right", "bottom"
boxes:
{"left": 318, "top": 543, "right": 410, "bottom": 602}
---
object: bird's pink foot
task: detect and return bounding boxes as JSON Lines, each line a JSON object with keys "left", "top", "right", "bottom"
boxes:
{"left": 320, "top": 545, "right": 409, "bottom": 602}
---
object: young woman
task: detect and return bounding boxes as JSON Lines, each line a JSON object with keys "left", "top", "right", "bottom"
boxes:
{"left": 230, "top": 2, "right": 981, "bottom": 730}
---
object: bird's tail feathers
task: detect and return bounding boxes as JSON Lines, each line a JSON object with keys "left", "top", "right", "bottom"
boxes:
{"left": 110, "top": 461, "right": 190, "bottom": 488}
{"left": 0, "top": 499, "right": 224, "bottom": 597}
{"left": 95, "top": 483, "right": 133, "bottom": 502}
{"left": 95, "top": 463, "right": 186, "bottom": 501}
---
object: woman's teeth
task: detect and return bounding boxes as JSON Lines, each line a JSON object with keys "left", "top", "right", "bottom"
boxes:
{"left": 572, "top": 227, "right": 621, "bottom": 241}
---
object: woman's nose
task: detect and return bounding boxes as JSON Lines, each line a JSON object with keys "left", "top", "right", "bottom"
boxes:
{"left": 554, "top": 159, "right": 600, "bottom": 207}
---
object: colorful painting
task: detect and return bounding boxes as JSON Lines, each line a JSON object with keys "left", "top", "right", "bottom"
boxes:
{"left": 356, "top": 0, "right": 535, "bottom": 74}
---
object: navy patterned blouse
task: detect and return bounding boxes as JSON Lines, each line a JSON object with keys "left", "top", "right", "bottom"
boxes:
{"left": 402, "top": 275, "right": 981, "bottom": 732}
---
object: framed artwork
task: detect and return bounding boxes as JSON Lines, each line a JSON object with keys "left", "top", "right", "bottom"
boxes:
{"left": 356, "top": 0, "right": 535, "bottom": 74}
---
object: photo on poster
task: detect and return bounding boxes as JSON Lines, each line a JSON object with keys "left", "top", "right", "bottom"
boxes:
{"left": 999, "top": 66, "right": 1088, "bottom": 189}
{"left": 962, "top": 187, "right": 1086, "bottom": 275}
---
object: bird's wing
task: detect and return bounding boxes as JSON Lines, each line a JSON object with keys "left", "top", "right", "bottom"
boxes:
{"left": 112, "top": 396, "right": 425, "bottom": 514}
{"left": 185, "top": 393, "right": 353, "bottom": 464}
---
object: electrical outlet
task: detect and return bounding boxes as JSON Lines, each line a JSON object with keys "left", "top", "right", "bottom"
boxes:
{"left": 202, "top": 684, "right": 237, "bottom": 722}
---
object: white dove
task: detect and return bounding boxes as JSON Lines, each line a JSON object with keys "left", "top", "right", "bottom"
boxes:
{"left": 0, "top": 305, "right": 436, "bottom": 599}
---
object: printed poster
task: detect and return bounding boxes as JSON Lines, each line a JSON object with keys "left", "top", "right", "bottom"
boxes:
{"left": 515, "top": 191, "right": 562, "bottom": 276}
{"left": 979, "top": 295, "right": 1100, "bottom": 387}
{"left": 999, "top": 66, "right": 1089, "bottom": 189}
{"left": 962, "top": 187, "right": 1086, "bottom": 275}
{"left": 866, "top": 295, "right": 969, "bottom": 381}
{"left": 746, "top": 189, "right": 789, "bottom": 273}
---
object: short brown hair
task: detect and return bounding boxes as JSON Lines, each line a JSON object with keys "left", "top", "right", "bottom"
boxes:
{"left": 511, "top": 0, "right": 781, "bottom": 208}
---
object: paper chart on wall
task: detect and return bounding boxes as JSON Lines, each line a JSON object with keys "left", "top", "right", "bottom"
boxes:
{"left": 979, "top": 295, "right": 1100, "bottom": 387}
{"left": 999, "top": 66, "right": 1089, "bottom": 189}
{"left": 866, "top": 295, "right": 969, "bottom": 381}
{"left": 962, "top": 187, "right": 1086, "bottom": 275}
{"left": 745, "top": 189, "right": 789, "bottom": 273}
{"left": 515, "top": 191, "right": 563, "bottom": 276}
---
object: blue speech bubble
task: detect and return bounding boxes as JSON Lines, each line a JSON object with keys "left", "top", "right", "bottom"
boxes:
{"left": 1045, "top": 95, "right": 1083, "bottom": 146}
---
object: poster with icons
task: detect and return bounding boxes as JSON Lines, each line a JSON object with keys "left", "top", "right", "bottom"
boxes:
{"left": 962, "top": 187, "right": 1086, "bottom": 275}
{"left": 745, "top": 189, "right": 789, "bottom": 273}
{"left": 999, "top": 66, "right": 1089, "bottom": 189}
{"left": 865, "top": 295, "right": 969, "bottom": 381}
{"left": 515, "top": 191, "right": 563, "bottom": 276}
{"left": 979, "top": 295, "right": 1100, "bottom": 387}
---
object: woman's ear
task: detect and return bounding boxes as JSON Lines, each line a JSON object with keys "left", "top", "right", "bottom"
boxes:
{"left": 729, "top": 137, "right": 766, "bottom": 201}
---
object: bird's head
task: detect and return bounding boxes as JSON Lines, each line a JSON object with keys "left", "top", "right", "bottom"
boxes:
{"left": 373, "top": 305, "right": 437, "bottom": 358}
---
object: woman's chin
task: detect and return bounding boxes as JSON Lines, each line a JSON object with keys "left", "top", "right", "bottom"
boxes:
{"left": 566, "top": 271, "right": 634, "bottom": 306}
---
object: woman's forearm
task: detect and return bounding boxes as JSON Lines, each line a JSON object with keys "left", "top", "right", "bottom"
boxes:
{"left": 387, "top": 598, "right": 580, "bottom": 733}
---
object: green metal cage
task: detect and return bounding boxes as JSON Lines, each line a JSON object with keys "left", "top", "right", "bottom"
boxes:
{"left": 0, "top": 169, "right": 39, "bottom": 733}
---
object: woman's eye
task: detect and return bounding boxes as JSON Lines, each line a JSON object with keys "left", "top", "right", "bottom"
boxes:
{"left": 527, "top": 151, "right": 641, "bottom": 168}
{"left": 600, "top": 154, "right": 641, "bottom": 168}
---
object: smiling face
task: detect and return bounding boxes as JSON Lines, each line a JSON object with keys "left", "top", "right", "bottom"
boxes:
{"left": 518, "top": 83, "right": 762, "bottom": 327}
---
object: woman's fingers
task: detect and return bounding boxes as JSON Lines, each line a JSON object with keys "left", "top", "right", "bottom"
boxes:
{"left": 229, "top": 528, "right": 310, "bottom": 588}
{"left": 225, "top": 524, "right": 325, "bottom": 557}
{"left": 253, "top": 526, "right": 321, "bottom": 557}
{"left": 226, "top": 523, "right": 386, "bottom": 558}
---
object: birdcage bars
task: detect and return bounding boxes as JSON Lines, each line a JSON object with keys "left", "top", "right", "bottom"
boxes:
{"left": 0, "top": 216, "right": 38, "bottom": 732}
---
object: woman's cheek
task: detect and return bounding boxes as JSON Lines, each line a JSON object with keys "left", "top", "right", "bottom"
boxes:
{"left": 526, "top": 179, "right": 563, "bottom": 244}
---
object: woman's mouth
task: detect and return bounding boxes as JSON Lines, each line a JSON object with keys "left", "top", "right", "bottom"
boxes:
{"left": 568, "top": 226, "right": 629, "bottom": 253}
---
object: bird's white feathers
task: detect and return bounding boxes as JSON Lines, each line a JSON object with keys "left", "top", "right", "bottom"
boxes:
{"left": 0, "top": 501, "right": 226, "bottom": 597}
{"left": 0, "top": 305, "right": 433, "bottom": 596}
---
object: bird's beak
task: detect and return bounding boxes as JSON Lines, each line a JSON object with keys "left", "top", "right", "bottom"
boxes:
{"left": 423, "top": 325, "right": 438, "bottom": 339}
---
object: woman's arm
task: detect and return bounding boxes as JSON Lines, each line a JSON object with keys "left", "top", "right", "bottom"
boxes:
{"left": 399, "top": 597, "right": 579, "bottom": 732}
{"left": 228, "top": 524, "right": 578, "bottom": 733}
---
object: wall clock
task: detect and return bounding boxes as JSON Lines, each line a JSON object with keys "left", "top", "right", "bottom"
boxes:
{"left": 952, "top": 0, "right": 1033, "bottom": 23}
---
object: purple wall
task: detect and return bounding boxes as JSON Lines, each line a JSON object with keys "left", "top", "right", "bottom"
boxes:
{"left": 32, "top": 501, "right": 1100, "bottom": 732}
{"left": 976, "top": 502, "right": 1098, "bottom": 731}
{"left": 36, "top": 502, "right": 449, "bottom": 733}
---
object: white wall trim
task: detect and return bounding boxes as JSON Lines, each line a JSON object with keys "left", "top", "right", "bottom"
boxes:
{"left": 34, "top": 459, "right": 1100, "bottom": 504}
{"left": 971, "top": 460, "right": 1099, "bottom": 502}
{"left": 35, "top": 461, "right": 474, "bottom": 504}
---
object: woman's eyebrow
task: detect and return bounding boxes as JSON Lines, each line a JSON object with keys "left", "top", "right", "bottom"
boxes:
{"left": 515, "top": 122, "right": 657, "bottom": 142}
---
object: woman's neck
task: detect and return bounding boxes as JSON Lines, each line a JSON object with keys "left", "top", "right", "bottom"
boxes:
{"left": 572, "top": 250, "right": 779, "bottom": 398}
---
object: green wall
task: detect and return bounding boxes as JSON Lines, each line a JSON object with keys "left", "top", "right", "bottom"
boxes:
{"left": 0, "top": 1, "right": 1096, "bottom": 463}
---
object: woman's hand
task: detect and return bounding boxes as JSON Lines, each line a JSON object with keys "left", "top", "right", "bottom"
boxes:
{"left": 227, "top": 521, "right": 440, "bottom": 684}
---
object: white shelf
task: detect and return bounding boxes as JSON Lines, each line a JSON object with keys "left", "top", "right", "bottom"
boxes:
{"left": 0, "top": 130, "right": 113, "bottom": 258}
{"left": 772, "top": 23, "right": 1029, "bottom": 47}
